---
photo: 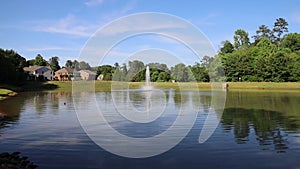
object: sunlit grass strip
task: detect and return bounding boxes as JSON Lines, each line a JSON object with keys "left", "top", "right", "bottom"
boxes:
{"left": 0, "top": 88, "right": 15, "bottom": 100}
{"left": 27, "top": 81, "right": 300, "bottom": 93}
{"left": 0, "top": 89, "right": 13, "bottom": 95}
{"left": 227, "top": 82, "right": 300, "bottom": 90}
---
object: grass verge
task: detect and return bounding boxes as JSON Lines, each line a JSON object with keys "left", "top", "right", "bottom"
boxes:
{"left": 0, "top": 84, "right": 21, "bottom": 100}
{"left": 26, "top": 81, "right": 300, "bottom": 92}
{"left": 2, "top": 81, "right": 300, "bottom": 97}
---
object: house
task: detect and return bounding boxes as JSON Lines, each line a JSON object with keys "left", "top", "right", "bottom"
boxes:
{"left": 79, "top": 70, "right": 96, "bottom": 80}
{"left": 54, "top": 67, "right": 80, "bottom": 81}
{"left": 23, "top": 65, "right": 54, "bottom": 81}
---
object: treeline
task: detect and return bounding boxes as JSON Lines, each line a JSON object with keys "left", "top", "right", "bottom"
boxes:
{"left": 97, "top": 59, "right": 211, "bottom": 82}
{"left": 1, "top": 18, "right": 300, "bottom": 84}
{"left": 0, "top": 47, "right": 212, "bottom": 84}
{"left": 0, "top": 49, "right": 26, "bottom": 84}
{"left": 0, "top": 50, "right": 93, "bottom": 84}
{"left": 0, "top": 48, "right": 211, "bottom": 84}
{"left": 218, "top": 18, "right": 300, "bottom": 82}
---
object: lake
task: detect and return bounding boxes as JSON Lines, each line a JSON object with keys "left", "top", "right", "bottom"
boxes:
{"left": 0, "top": 90, "right": 299, "bottom": 169}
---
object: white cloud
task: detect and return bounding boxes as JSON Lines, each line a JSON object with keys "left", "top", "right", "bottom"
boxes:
{"left": 193, "top": 13, "right": 219, "bottom": 26}
{"left": 25, "top": 46, "right": 78, "bottom": 52}
{"left": 32, "top": 1, "right": 138, "bottom": 38}
{"left": 85, "top": 0, "right": 104, "bottom": 7}
{"left": 97, "top": 0, "right": 137, "bottom": 26}
{"left": 98, "top": 18, "right": 187, "bottom": 36}
{"left": 33, "top": 14, "right": 99, "bottom": 37}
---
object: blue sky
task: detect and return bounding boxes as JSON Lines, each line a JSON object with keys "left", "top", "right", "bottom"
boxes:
{"left": 1, "top": 0, "right": 300, "bottom": 66}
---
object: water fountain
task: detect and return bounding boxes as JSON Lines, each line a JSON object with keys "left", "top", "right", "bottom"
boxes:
{"left": 145, "top": 65, "right": 151, "bottom": 87}
{"left": 141, "top": 66, "right": 154, "bottom": 91}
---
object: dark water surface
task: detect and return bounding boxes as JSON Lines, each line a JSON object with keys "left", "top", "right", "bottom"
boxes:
{"left": 0, "top": 90, "right": 299, "bottom": 169}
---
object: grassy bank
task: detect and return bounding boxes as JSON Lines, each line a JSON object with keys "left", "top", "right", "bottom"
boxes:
{"left": 26, "top": 81, "right": 300, "bottom": 92}
{"left": 0, "top": 89, "right": 13, "bottom": 100}
{"left": 2, "top": 81, "right": 300, "bottom": 95}
{"left": 0, "top": 85, "right": 18, "bottom": 100}
{"left": 226, "top": 82, "right": 300, "bottom": 90}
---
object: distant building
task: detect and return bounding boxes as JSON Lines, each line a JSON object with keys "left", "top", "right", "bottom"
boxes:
{"left": 55, "top": 67, "right": 80, "bottom": 81}
{"left": 23, "top": 65, "right": 54, "bottom": 81}
{"left": 79, "top": 70, "right": 96, "bottom": 80}
{"left": 97, "top": 74, "right": 104, "bottom": 80}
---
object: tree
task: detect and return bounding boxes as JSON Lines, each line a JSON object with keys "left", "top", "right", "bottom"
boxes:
{"left": 34, "top": 54, "right": 48, "bottom": 66}
{"left": 78, "top": 61, "right": 91, "bottom": 70}
{"left": 190, "top": 62, "right": 209, "bottom": 82}
{"left": 73, "top": 60, "right": 79, "bottom": 70}
{"left": 126, "top": 60, "right": 144, "bottom": 81}
{"left": 220, "top": 40, "right": 234, "bottom": 54}
{"left": 65, "top": 60, "right": 73, "bottom": 68}
{"left": 157, "top": 72, "right": 171, "bottom": 82}
{"left": 233, "top": 29, "right": 250, "bottom": 49}
{"left": 112, "top": 63, "right": 128, "bottom": 81}
{"left": 281, "top": 33, "right": 300, "bottom": 52}
{"left": 27, "top": 59, "right": 35, "bottom": 66}
{"left": 201, "top": 56, "right": 214, "bottom": 67}
{"left": 150, "top": 70, "right": 159, "bottom": 82}
{"left": 114, "top": 62, "right": 119, "bottom": 68}
{"left": 49, "top": 56, "right": 60, "bottom": 72}
{"left": 0, "top": 48, "right": 27, "bottom": 84}
{"left": 268, "top": 51, "right": 290, "bottom": 82}
{"left": 122, "top": 63, "right": 128, "bottom": 74}
{"left": 288, "top": 52, "right": 300, "bottom": 81}
{"left": 97, "top": 65, "right": 114, "bottom": 81}
{"left": 171, "top": 63, "right": 189, "bottom": 82}
{"left": 253, "top": 25, "right": 274, "bottom": 42}
{"left": 273, "top": 18, "right": 288, "bottom": 41}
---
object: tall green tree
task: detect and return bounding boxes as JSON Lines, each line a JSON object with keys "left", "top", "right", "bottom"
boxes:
{"left": 65, "top": 60, "right": 73, "bottom": 68}
{"left": 253, "top": 25, "right": 274, "bottom": 42}
{"left": 49, "top": 56, "right": 60, "bottom": 71}
{"left": 273, "top": 18, "right": 289, "bottom": 41}
{"left": 126, "top": 60, "right": 144, "bottom": 81}
{"left": 220, "top": 40, "right": 234, "bottom": 54}
{"left": 233, "top": 29, "right": 250, "bottom": 49}
{"left": 190, "top": 62, "right": 209, "bottom": 82}
{"left": 97, "top": 65, "right": 114, "bottom": 81}
{"left": 0, "top": 49, "right": 26, "bottom": 84}
{"left": 171, "top": 63, "right": 189, "bottom": 82}
{"left": 281, "top": 33, "right": 300, "bottom": 52}
{"left": 34, "top": 54, "right": 48, "bottom": 66}
{"left": 78, "top": 61, "right": 91, "bottom": 70}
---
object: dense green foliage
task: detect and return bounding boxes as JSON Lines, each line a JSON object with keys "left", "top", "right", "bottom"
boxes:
{"left": 1, "top": 18, "right": 299, "bottom": 84}
{"left": 33, "top": 54, "right": 48, "bottom": 66}
{"left": 219, "top": 18, "right": 300, "bottom": 82}
{"left": 49, "top": 56, "right": 61, "bottom": 72}
{"left": 97, "top": 60, "right": 211, "bottom": 82}
{"left": 0, "top": 49, "right": 26, "bottom": 84}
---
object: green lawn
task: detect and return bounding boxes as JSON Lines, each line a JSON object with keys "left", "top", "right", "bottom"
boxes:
{"left": 227, "top": 82, "right": 300, "bottom": 90}
{"left": 39, "top": 81, "right": 300, "bottom": 92}
{"left": 2, "top": 81, "right": 300, "bottom": 97}
{"left": 0, "top": 88, "right": 13, "bottom": 95}
{"left": 0, "top": 88, "right": 14, "bottom": 100}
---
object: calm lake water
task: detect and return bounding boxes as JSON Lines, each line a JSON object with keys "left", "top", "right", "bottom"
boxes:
{"left": 0, "top": 90, "right": 300, "bottom": 169}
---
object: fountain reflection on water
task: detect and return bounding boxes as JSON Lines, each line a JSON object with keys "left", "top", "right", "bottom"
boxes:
{"left": 111, "top": 65, "right": 166, "bottom": 123}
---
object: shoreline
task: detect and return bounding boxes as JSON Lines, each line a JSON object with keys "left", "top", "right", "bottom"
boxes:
{"left": 1, "top": 81, "right": 300, "bottom": 98}
{"left": 0, "top": 88, "right": 18, "bottom": 101}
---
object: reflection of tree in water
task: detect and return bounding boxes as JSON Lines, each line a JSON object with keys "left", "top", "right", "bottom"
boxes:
{"left": 0, "top": 95, "right": 26, "bottom": 136}
{"left": 173, "top": 92, "right": 191, "bottom": 108}
{"left": 221, "top": 108, "right": 299, "bottom": 153}
{"left": 0, "top": 92, "right": 73, "bottom": 135}
{"left": 0, "top": 116, "right": 20, "bottom": 136}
